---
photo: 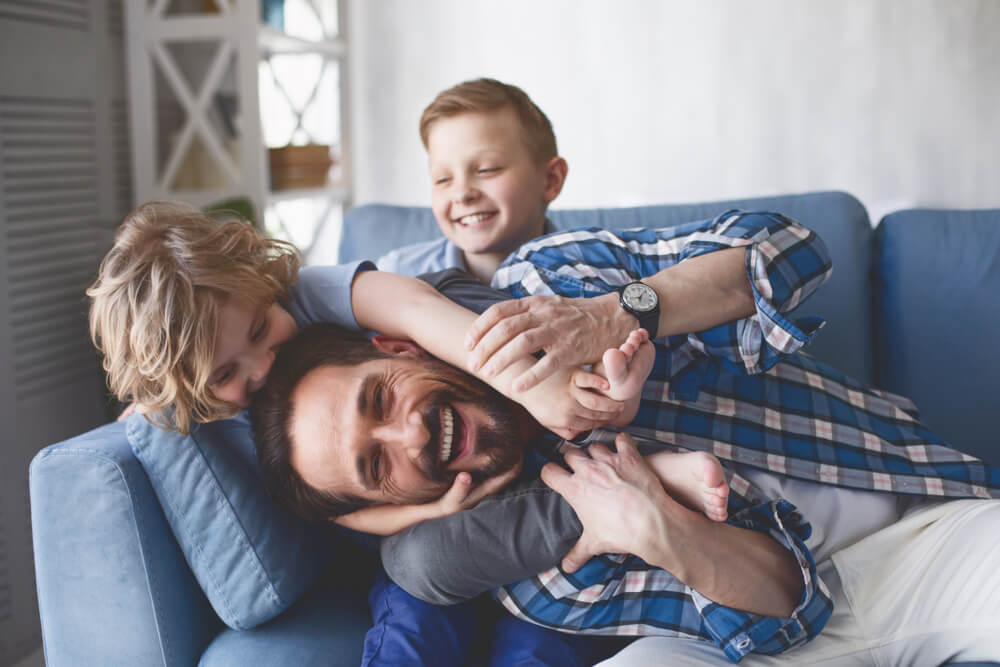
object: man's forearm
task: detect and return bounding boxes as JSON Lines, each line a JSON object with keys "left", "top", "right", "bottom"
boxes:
{"left": 589, "top": 245, "right": 755, "bottom": 344}
{"left": 642, "top": 496, "right": 803, "bottom": 617}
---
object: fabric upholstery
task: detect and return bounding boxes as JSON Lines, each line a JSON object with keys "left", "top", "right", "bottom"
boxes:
{"left": 874, "top": 209, "right": 1000, "bottom": 466}
{"left": 126, "top": 413, "right": 341, "bottom": 629}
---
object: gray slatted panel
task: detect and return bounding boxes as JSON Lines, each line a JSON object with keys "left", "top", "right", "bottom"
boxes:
{"left": 1, "top": 1, "right": 117, "bottom": 664}
{"left": 1, "top": 96, "right": 102, "bottom": 401}
{"left": 0, "top": 0, "right": 89, "bottom": 31}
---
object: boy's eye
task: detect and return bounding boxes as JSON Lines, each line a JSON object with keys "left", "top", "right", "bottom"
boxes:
{"left": 213, "top": 366, "right": 234, "bottom": 386}
{"left": 434, "top": 176, "right": 451, "bottom": 186}
{"left": 478, "top": 167, "right": 500, "bottom": 174}
{"left": 251, "top": 320, "right": 267, "bottom": 342}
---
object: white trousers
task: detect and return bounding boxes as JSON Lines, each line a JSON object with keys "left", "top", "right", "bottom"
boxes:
{"left": 598, "top": 499, "right": 1000, "bottom": 667}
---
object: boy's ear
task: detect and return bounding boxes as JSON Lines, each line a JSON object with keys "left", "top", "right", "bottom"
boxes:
{"left": 543, "top": 156, "right": 568, "bottom": 204}
{"left": 371, "top": 336, "right": 429, "bottom": 358}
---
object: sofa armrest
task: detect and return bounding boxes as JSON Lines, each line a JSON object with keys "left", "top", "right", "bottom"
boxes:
{"left": 30, "top": 422, "right": 220, "bottom": 666}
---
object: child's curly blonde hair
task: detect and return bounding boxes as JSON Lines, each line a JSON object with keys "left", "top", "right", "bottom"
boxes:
{"left": 87, "top": 201, "right": 301, "bottom": 434}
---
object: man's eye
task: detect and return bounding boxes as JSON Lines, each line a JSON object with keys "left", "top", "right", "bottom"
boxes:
{"left": 374, "top": 387, "right": 385, "bottom": 418}
{"left": 371, "top": 453, "right": 382, "bottom": 481}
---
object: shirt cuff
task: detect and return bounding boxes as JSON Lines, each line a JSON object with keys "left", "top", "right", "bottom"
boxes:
{"left": 690, "top": 499, "right": 834, "bottom": 662}
{"left": 285, "top": 260, "right": 377, "bottom": 331}
{"left": 738, "top": 242, "right": 826, "bottom": 374}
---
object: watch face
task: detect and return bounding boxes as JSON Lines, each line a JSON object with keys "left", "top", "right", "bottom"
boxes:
{"left": 622, "top": 282, "right": 657, "bottom": 312}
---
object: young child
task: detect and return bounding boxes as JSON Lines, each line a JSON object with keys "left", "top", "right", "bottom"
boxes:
{"left": 377, "top": 78, "right": 568, "bottom": 284}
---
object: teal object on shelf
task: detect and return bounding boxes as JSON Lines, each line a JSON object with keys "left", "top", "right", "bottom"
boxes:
{"left": 262, "top": 0, "right": 283, "bottom": 30}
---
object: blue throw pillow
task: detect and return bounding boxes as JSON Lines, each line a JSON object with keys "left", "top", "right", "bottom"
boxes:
{"left": 126, "top": 412, "right": 339, "bottom": 629}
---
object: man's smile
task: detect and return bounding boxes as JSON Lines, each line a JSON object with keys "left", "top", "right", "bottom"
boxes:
{"left": 436, "top": 404, "right": 471, "bottom": 468}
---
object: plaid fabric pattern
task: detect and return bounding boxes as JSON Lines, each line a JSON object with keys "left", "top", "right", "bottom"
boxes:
{"left": 489, "top": 212, "right": 1000, "bottom": 661}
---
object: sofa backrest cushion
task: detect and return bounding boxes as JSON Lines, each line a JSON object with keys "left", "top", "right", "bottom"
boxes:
{"left": 873, "top": 209, "right": 1000, "bottom": 466}
{"left": 340, "top": 191, "right": 875, "bottom": 385}
{"left": 127, "top": 412, "right": 341, "bottom": 629}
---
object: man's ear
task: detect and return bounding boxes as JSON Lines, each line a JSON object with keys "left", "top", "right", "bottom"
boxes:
{"left": 371, "top": 336, "right": 429, "bottom": 358}
{"left": 543, "top": 156, "right": 568, "bottom": 204}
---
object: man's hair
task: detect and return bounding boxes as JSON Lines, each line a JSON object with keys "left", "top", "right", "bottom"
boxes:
{"left": 419, "top": 77, "right": 558, "bottom": 164}
{"left": 251, "top": 323, "right": 389, "bottom": 521}
{"left": 87, "top": 201, "right": 300, "bottom": 434}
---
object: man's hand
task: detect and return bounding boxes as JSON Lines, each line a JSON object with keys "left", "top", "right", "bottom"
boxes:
{"left": 541, "top": 432, "right": 692, "bottom": 573}
{"left": 466, "top": 293, "right": 634, "bottom": 392}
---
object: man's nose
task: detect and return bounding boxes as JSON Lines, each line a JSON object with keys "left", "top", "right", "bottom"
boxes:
{"left": 378, "top": 410, "right": 431, "bottom": 459}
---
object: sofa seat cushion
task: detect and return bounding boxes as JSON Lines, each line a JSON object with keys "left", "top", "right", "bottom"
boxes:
{"left": 127, "top": 412, "right": 341, "bottom": 629}
{"left": 199, "top": 574, "right": 373, "bottom": 667}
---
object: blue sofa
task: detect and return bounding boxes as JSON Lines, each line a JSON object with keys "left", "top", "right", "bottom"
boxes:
{"left": 30, "top": 191, "right": 1000, "bottom": 665}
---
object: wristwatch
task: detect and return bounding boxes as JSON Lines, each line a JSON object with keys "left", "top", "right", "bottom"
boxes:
{"left": 618, "top": 281, "right": 660, "bottom": 339}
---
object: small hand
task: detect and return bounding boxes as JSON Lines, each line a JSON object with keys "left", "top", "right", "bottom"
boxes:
{"left": 540, "top": 433, "right": 682, "bottom": 572}
{"left": 433, "top": 463, "right": 523, "bottom": 515}
{"left": 516, "top": 364, "right": 624, "bottom": 440}
{"left": 466, "top": 293, "right": 633, "bottom": 392}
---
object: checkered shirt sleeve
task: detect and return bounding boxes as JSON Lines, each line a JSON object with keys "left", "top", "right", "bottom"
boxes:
{"left": 492, "top": 210, "right": 833, "bottom": 378}
{"left": 493, "top": 444, "right": 833, "bottom": 662}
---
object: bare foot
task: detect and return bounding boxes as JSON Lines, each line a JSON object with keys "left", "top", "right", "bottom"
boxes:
{"left": 646, "top": 450, "right": 729, "bottom": 521}
{"left": 601, "top": 329, "right": 654, "bottom": 400}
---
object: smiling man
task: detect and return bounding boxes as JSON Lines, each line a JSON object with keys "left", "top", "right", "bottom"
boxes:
{"left": 281, "top": 330, "right": 530, "bottom": 510}
{"left": 252, "top": 213, "right": 1000, "bottom": 663}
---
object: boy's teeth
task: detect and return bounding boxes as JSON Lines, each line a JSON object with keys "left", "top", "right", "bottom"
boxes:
{"left": 440, "top": 407, "right": 454, "bottom": 463}
{"left": 458, "top": 213, "right": 490, "bottom": 226}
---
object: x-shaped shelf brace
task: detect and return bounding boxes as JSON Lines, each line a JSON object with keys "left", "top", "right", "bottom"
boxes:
{"left": 148, "top": 0, "right": 242, "bottom": 191}
{"left": 264, "top": 58, "right": 327, "bottom": 146}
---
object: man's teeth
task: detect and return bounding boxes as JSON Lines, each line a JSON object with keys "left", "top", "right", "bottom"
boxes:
{"left": 440, "top": 407, "right": 454, "bottom": 463}
{"left": 457, "top": 213, "right": 491, "bottom": 226}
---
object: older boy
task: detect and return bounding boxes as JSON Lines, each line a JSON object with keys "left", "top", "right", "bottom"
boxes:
{"left": 362, "top": 78, "right": 619, "bottom": 667}
{"left": 377, "top": 78, "right": 568, "bottom": 284}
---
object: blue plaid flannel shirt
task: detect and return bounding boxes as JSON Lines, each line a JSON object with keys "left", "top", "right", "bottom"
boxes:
{"left": 489, "top": 210, "right": 1000, "bottom": 662}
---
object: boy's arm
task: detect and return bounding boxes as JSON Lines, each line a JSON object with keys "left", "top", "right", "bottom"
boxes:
{"left": 333, "top": 467, "right": 521, "bottom": 536}
{"left": 350, "top": 270, "right": 622, "bottom": 437}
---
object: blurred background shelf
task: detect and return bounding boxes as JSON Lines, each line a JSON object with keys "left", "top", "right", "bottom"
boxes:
{"left": 125, "top": 0, "right": 351, "bottom": 262}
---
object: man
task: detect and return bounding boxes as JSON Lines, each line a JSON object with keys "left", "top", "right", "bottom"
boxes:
{"left": 253, "top": 211, "right": 1000, "bottom": 663}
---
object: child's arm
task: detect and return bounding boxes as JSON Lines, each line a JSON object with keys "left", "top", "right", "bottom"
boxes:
{"left": 333, "top": 465, "right": 521, "bottom": 536}
{"left": 349, "top": 271, "right": 625, "bottom": 437}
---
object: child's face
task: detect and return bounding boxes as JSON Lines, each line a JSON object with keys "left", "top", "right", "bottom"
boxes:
{"left": 209, "top": 296, "right": 297, "bottom": 408}
{"left": 427, "top": 108, "right": 557, "bottom": 259}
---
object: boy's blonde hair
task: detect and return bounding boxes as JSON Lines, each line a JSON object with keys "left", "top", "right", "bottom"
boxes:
{"left": 87, "top": 201, "right": 300, "bottom": 434}
{"left": 419, "top": 78, "right": 557, "bottom": 164}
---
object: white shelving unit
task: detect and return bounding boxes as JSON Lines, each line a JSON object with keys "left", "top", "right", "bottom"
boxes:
{"left": 124, "top": 0, "right": 350, "bottom": 258}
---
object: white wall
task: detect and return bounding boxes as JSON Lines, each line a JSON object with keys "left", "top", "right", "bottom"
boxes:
{"left": 346, "top": 0, "right": 999, "bottom": 223}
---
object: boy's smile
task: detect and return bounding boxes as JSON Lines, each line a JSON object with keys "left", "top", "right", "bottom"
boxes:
{"left": 427, "top": 108, "right": 565, "bottom": 278}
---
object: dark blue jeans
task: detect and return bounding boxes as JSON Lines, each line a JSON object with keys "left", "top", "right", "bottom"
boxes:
{"left": 362, "top": 565, "right": 629, "bottom": 666}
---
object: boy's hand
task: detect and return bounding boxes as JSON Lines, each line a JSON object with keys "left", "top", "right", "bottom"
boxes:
{"left": 514, "top": 363, "right": 625, "bottom": 440}
{"left": 433, "top": 464, "right": 522, "bottom": 515}
{"left": 466, "top": 293, "right": 634, "bottom": 392}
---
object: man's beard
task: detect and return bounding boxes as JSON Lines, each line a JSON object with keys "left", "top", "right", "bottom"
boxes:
{"left": 404, "top": 357, "right": 524, "bottom": 499}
